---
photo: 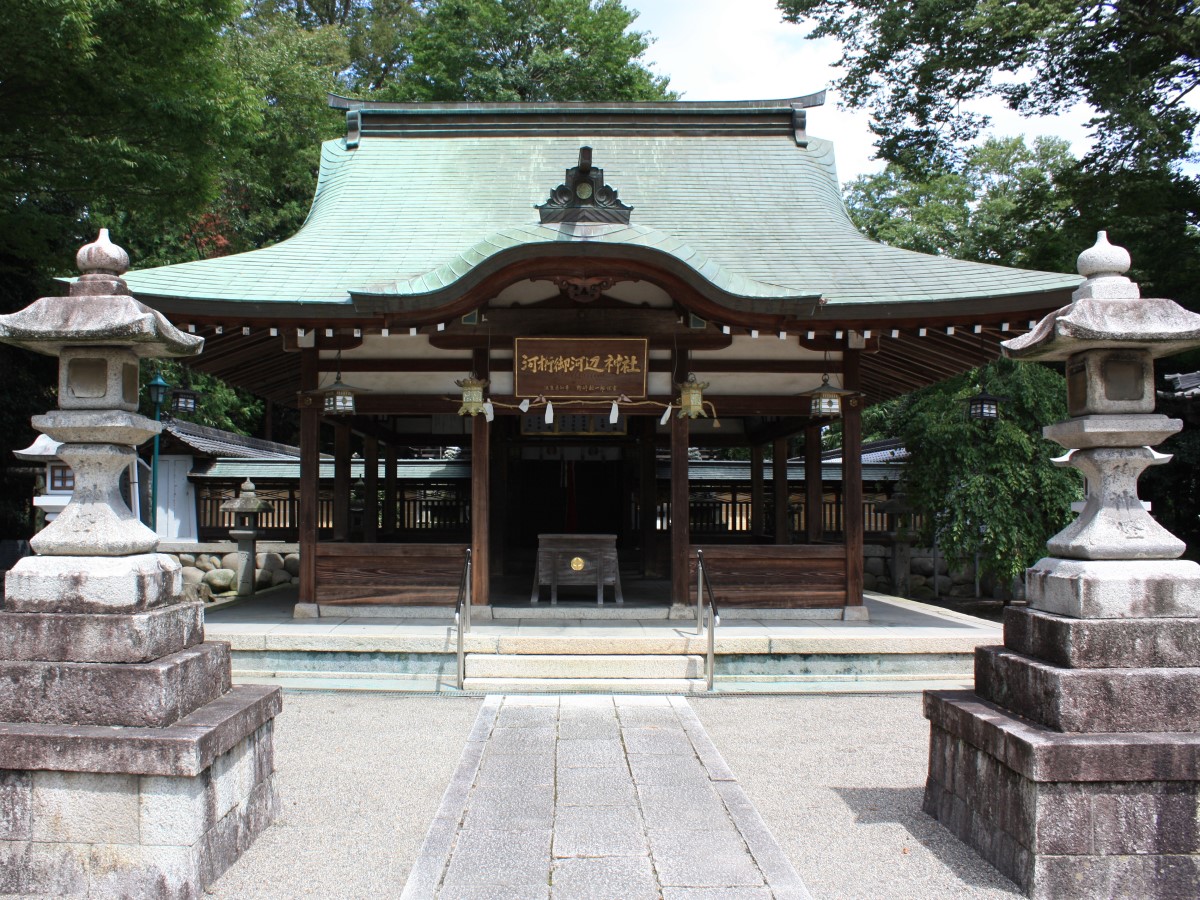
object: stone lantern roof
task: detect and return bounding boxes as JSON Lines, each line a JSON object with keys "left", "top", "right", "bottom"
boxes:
{"left": 1003, "top": 231, "right": 1200, "bottom": 361}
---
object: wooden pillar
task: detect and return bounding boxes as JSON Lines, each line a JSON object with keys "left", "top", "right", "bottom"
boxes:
{"left": 470, "top": 347, "right": 490, "bottom": 606}
{"left": 843, "top": 349, "right": 865, "bottom": 610}
{"left": 333, "top": 423, "right": 351, "bottom": 541}
{"left": 773, "top": 437, "right": 789, "bottom": 544}
{"left": 471, "top": 414, "right": 490, "bottom": 606}
{"left": 750, "top": 443, "right": 764, "bottom": 538}
{"left": 640, "top": 416, "right": 657, "bottom": 576}
{"left": 805, "top": 425, "right": 823, "bottom": 543}
{"left": 670, "top": 412, "right": 690, "bottom": 606}
{"left": 363, "top": 435, "right": 378, "bottom": 543}
{"left": 298, "top": 349, "right": 319, "bottom": 605}
{"left": 383, "top": 442, "right": 398, "bottom": 535}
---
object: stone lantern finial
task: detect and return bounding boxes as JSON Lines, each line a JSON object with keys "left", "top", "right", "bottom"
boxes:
{"left": 1072, "top": 230, "right": 1138, "bottom": 301}
{"left": 75, "top": 228, "right": 130, "bottom": 277}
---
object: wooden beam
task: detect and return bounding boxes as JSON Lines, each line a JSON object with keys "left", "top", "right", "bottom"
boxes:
{"left": 773, "top": 437, "right": 789, "bottom": 545}
{"left": 471, "top": 414, "right": 490, "bottom": 607}
{"left": 750, "top": 443, "right": 764, "bottom": 538}
{"left": 843, "top": 350, "right": 864, "bottom": 609}
{"left": 670, "top": 412, "right": 690, "bottom": 606}
{"left": 333, "top": 423, "right": 351, "bottom": 541}
{"left": 363, "top": 436, "right": 379, "bottom": 543}
{"left": 805, "top": 424, "right": 823, "bottom": 543}
{"left": 383, "top": 443, "right": 398, "bottom": 534}
{"left": 298, "top": 348, "right": 320, "bottom": 605}
{"left": 640, "top": 417, "right": 658, "bottom": 577}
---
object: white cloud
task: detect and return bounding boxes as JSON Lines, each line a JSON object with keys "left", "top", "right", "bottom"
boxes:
{"left": 630, "top": 0, "right": 1099, "bottom": 184}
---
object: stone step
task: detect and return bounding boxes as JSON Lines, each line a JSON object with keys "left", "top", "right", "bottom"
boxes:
{"left": 465, "top": 653, "right": 705, "bottom": 679}
{"left": 461, "top": 677, "right": 706, "bottom": 693}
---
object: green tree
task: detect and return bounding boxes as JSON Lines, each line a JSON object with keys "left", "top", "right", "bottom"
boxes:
{"left": 846, "top": 136, "right": 1080, "bottom": 270}
{"left": 778, "top": 0, "right": 1200, "bottom": 172}
{"left": 0, "top": 0, "right": 252, "bottom": 537}
{"left": 894, "top": 359, "right": 1082, "bottom": 586}
{"left": 371, "top": 0, "right": 673, "bottom": 102}
{"left": 140, "top": 361, "right": 265, "bottom": 437}
{"left": 0, "top": 0, "right": 253, "bottom": 278}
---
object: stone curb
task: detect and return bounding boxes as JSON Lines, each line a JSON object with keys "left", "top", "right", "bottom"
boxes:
{"left": 399, "top": 696, "right": 501, "bottom": 899}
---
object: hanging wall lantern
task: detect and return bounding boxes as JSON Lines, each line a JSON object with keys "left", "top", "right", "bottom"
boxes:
{"left": 170, "top": 387, "right": 200, "bottom": 416}
{"left": 804, "top": 372, "right": 854, "bottom": 417}
{"left": 456, "top": 373, "right": 490, "bottom": 416}
{"left": 320, "top": 350, "right": 365, "bottom": 414}
{"left": 677, "top": 374, "right": 709, "bottom": 419}
{"left": 967, "top": 389, "right": 1004, "bottom": 422}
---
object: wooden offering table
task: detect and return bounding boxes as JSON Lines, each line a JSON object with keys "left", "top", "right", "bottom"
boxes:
{"left": 531, "top": 534, "right": 624, "bottom": 605}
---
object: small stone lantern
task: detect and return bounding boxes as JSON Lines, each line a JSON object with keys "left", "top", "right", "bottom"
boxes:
{"left": 220, "top": 478, "right": 272, "bottom": 596}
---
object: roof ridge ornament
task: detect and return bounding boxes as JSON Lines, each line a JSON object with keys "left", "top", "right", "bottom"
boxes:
{"left": 538, "top": 147, "right": 632, "bottom": 225}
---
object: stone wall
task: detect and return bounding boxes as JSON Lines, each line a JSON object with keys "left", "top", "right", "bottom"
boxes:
{"left": 864, "top": 543, "right": 1016, "bottom": 601}
{"left": 159, "top": 544, "right": 300, "bottom": 603}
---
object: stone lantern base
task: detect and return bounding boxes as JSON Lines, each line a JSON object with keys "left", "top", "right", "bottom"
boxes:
{"left": 0, "top": 553, "right": 281, "bottom": 899}
{"left": 924, "top": 558, "right": 1200, "bottom": 899}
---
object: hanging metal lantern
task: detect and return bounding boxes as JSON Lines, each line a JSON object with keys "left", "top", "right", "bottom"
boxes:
{"left": 456, "top": 373, "right": 490, "bottom": 416}
{"left": 319, "top": 351, "right": 365, "bottom": 414}
{"left": 967, "top": 389, "right": 1003, "bottom": 422}
{"left": 170, "top": 387, "right": 200, "bottom": 415}
{"left": 677, "top": 373, "right": 709, "bottom": 419}
{"left": 805, "top": 372, "right": 854, "bottom": 417}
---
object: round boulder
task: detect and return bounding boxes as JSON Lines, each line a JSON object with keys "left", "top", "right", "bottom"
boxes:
{"left": 181, "top": 566, "right": 205, "bottom": 586}
{"left": 178, "top": 553, "right": 196, "bottom": 567}
{"left": 204, "top": 568, "right": 237, "bottom": 593}
{"left": 864, "top": 557, "right": 887, "bottom": 577}
{"left": 272, "top": 568, "right": 293, "bottom": 587}
{"left": 284, "top": 554, "right": 301, "bottom": 576}
{"left": 221, "top": 552, "right": 241, "bottom": 572}
{"left": 257, "top": 551, "right": 285, "bottom": 573}
{"left": 255, "top": 568, "right": 274, "bottom": 590}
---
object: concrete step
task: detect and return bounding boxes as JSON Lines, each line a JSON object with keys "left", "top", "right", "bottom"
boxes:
{"left": 461, "top": 677, "right": 706, "bottom": 693}
{"left": 465, "top": 653, "right": 705, "bottom": 679}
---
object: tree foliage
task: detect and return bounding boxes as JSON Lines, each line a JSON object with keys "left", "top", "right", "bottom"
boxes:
{"left": 139, "top": 361, "right": 265, "bottom": 437}
{"left": 394, "top": 0, "right": 673, "bottom": 102}
{"left": 846, "top": 135, "right": 1079, "bottom": 268}
{"left": 892, "top": 359, "right": 1082, "bottom": 585}
{"left": 778, "top": 0, "right": 1200, "bottom": 173}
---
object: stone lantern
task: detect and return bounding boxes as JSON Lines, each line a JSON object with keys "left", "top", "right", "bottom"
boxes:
{"left": 923, "top": 232, "right": 1200, "bottom": 898}
{"left": 220, "top": 479, "right": 272, "bottom": 596}
{"left": 0, "top": 231, "right": 281, "bottom": 897}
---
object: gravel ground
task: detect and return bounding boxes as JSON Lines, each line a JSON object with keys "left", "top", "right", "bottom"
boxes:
{"left": 208, "top": 692, "right": 482, "bottom": 899}
{"left": 691, "top": 694, "right": 1021, "bottom": 900}
{"left": 206, "top": 691, "right": 1019, "bottom": 899}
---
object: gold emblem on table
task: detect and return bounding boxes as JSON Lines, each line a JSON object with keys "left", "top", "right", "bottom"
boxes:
{"left": 570, "top": 556, "right": 586, "bottom": 571}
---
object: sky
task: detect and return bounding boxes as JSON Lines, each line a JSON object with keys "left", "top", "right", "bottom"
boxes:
{"left": 629, "top": 0, "right": 1098, "bottom": 185}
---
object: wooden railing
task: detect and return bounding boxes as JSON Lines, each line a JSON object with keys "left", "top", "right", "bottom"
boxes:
{"left": 688, "top": 544, "right": 847, "bottom": 607}
{"left": 646, "top": 497, "right": 903, "bottom": 538}
{"left": 314, "top": 542, "right": 470, "bottom": 605}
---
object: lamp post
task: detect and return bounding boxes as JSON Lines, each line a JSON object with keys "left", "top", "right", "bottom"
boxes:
{"left": 146, "top": 372, "right": 170, "bottom": 531}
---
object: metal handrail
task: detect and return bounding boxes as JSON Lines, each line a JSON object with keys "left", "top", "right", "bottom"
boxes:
{"left": 694, "top": 549, "right": 720, "bottom": 691}
{"left": 454, "top": 548, "right": 472, "bottom": 690}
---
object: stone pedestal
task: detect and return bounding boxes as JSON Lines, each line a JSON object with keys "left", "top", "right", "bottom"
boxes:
{"left": 924, "top": 232, "right": 1200, "bottom": 898}
{"left": 0, "top": 230, "right": 281, "bottom": 898}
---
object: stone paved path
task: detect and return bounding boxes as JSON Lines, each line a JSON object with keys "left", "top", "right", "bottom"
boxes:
{"left": 400, "top": 695, "right": 811, "bottom": 899}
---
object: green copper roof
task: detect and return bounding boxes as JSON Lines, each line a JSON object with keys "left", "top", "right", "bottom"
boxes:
{"left": 121, "top": 98, "right": 1080, "bottom": 317}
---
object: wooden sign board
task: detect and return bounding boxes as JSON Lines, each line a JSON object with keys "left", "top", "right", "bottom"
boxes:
{"left": 514, "top": 337, "right": 648, "bottom": 399}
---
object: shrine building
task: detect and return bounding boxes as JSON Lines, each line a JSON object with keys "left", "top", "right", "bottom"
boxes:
{"left": 119, "top": 94, "right": 1080, "bottom": 617}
